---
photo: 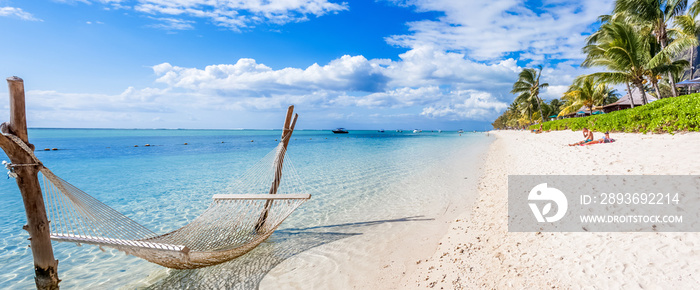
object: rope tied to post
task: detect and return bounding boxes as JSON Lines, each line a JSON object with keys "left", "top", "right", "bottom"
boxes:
{"left": 0, "top": 131, "right": 44, "bottom": 179}
{"left": 3, "top": 160, "right": 41, "bottom": 178}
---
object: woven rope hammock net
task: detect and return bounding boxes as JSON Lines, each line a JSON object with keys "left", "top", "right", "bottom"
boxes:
{"left": 4, "top": 117, "right": 310, "bottom": 269}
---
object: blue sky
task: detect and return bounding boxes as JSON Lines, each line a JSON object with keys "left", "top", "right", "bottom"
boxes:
{"left": 0, "top": 0, "right": 614, "bottom": 130}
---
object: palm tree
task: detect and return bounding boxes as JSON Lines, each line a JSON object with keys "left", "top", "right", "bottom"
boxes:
{"left": 604, "top": 89, "right": 621, "bottom": 104}
{"left": 559, "top": 76, "right": 616, "bottom": 116}
{"left": 646, "top": 36, "right": 690, "bottom": 98}
{"left": 646, "top": 59, "right": 689, "bottom": 97}
{"left": 514, "top": 93, "right": 537, "bottom": 124}
{"left": 613, "top": 0, "right": 690, "bottom": 97}
{"left": 658, "top": 67, "right": 687, "bottom": 95}
{"left": 548, "top": 99, "right": 564, "bottom": 116}
{"left": 584, "top": 16, "right": 640, "bottom": 106}
{"left": 671, "top": 10, "right": 700, "bottom": 79}
{"left": 511, "top": 66, "right": 549, "bottom": 123}
{"left": 538, "top": 99, "right": 564, "bottom": 120}
{"left": 582, "top": 20, "right": 653, "bottom": 105}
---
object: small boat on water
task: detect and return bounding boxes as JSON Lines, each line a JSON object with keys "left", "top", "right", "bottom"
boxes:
{"left": 413, "top": 129, "right": 422, "bottom": 133}
{"left": 332, "top": 128, "right": 349, "bottom": 134}
{"left": 438, "top": 129, "right": 442, "bottom": 133}
{"left": 396, "top": 129, "right": 403, "bottom": 132}
{"left": 458, "top": 129, "right": 464, "bottom": 133}
{"left": 378, "top": 129, "right": 385, "bottom": 133}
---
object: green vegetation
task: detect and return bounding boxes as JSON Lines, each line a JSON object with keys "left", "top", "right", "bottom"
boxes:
{"left": 560, "top": 77, "right": 618, "bottom": 115}
{"left": 527, "top": 93, "right": 700, "bottom": 133}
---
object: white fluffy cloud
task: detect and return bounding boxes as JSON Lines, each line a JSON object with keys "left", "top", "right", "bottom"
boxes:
{"left": 151, "top": 47, "right": 523, "bottom": 94}
{"left": 420, "top": 90, "right": 508, "bottom": 120}
{"left": 0, "top": 7, "right": 42, "bottom": 21}
{"left": 384, "top": 46, "right": 521, "bottom": 89}
{"left": 153, "top": 55, "right": 388, "bottom": 94}
{"left": 82, "top": 0, "right": 348, "bottom": 31}
{"left": 52, "top": 0, "right": 347, "bottom": 31}
{"left": 331, "top": 86, "right": 442, "bottom": 108}
{"left": 148, "top": 47, "right": 515, "bottom": 121}
{"left": 134, "top": 0, "right": 347, "bottom": 30}
{"left": 385, "top": 0, "right": 613, "bottom": 62}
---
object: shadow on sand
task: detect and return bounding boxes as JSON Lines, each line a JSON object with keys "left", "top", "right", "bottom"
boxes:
{"left": 145, "top": 216, "right": 432, "bottom": 289}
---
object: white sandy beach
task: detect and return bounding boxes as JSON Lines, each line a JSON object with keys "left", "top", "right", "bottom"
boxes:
{"left": 410, "top": 130, "right": 700, "bottom": 289}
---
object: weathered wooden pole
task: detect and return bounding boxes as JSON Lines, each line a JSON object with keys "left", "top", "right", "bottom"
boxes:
{"left": 269, "top": 106, "right": 297, "bottom": 196}
{"left": 0, "top": 77, "right": 60, "bottom": 289}
{"left": 255, "top": 105, "right": 297, "bottom": 231}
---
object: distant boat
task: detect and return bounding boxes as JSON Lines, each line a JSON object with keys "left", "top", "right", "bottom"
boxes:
{"left": 458, "top": 129, "right": 464, "bottom": 133}
{"left": 332, "top": 128, "right": 349, "bottom": 134}
{"left": 378, "top": 129, "right": 385, "bottom": 133}
{"left": 396, "top": 129, "right": 403, "bottom": 132}
{"left": 413, "top": 129, "right": 422, "bottom": 133}
{"left": 438, "top": 129, "right": 442, "bottom": 133}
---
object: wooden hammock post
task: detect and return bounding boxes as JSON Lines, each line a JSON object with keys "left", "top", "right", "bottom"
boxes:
{"left": 0, "top": 77, "right": 60, "bottom": 289}
{"left": 255, "top": 105, "right": 297, "bottom": 231}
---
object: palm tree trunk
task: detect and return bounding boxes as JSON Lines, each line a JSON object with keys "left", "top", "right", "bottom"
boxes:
{"left": 636, "top": 83, "right": 648, "bottom": 107}
{"left": 667, "top": 72, "right": 678, "bottom": 98}
{"left": 660, "top": 27, "right": 679, "bottom": 98}
{"left": 625, "top": 82, "right": 635, "bottom": 108}
{"left": 638, "top": 81, "right": 648, "bottom": 104}
{"left": 652, "top": 81, "right": 661, "bottom": 101}
{"left": 691, "top": 47, "right": 695, "bottom": 80}
{"left": 536, "top": 96, "right": 546, "bottom": 123}
{"left": 691, "top": 47, "right": 696, "bottom": 95}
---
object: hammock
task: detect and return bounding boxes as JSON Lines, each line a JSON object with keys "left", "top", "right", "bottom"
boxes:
{"left": 2, "top": 112, "right": 311, "bottom": 269}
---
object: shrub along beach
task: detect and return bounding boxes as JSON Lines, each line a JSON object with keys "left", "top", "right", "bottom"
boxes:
{"left": 532, "top": 93, "right": 700, "bottom": 133}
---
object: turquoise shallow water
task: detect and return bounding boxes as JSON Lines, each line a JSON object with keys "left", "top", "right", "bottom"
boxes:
{"left": 0, "top": 129, "right": 490, "bottom": 289}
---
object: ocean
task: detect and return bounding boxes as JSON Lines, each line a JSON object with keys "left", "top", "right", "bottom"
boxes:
{"left": 0, "top": 129, "right": 491, "bottom": 289}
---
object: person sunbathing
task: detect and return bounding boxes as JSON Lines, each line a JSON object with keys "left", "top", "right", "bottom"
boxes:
{"left": 531, "top": 124, "right": 542, "bottom": 133}
{"left": 584, "top": 132, "right": 616, "bottom": 145}
{"left": 534, "top": 124, "right": 543, "bottom": 134}
{"left": 569, "top": 128, "right": 594, "bottom": 146}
